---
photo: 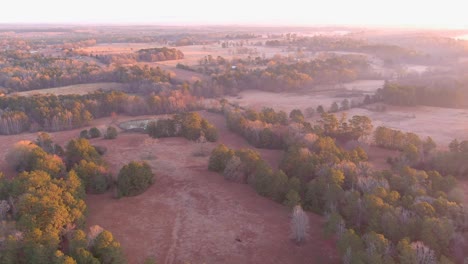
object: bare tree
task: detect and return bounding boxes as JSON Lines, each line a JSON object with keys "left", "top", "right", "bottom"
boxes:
{"left": 223, "top": 156, "right": 245, "bottom": 183}
{"left": 87, "top": 225, "right": 104, "bottom": 248}
{"left": 0, "top": 200, "right": 10, "bottom": 220}
{"left": 194, "top": 132, "right": 208, "bottom": 156}
{"left": 291, "top": 205, "right": 309, "bottom": 244}
{"left": 412, "top": 241, "right": 437, "bottom": 264}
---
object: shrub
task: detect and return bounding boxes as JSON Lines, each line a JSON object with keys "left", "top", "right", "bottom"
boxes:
{"left": 89, "top": 127, "right": 102, "bottom": 138}
{"left": 117, "top": 161, "right": 154, "bottom": 197}
{"left": 80, "top": 130, "right": 90, "bottom": 139}
{"left": 208, "top": 144, "right": 235, "bottom": 172}
{"left": 94, "top": 145, "right": 108, "bottom": 155}
{"left": 104, "top": 126, "right": 118, "bottom": 139}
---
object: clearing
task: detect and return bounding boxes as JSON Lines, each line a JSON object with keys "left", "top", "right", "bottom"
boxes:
{"left": 226, "top": 85, "right": 468, "bottom": 147}
{"left": 225, "top": 79, "right": 384, "bottom": 113}
{"left": 10, "top": 82, "right": 127, "bottom": 96}
{"left": 345, "top": 105, "right": 468, "bottom": 147}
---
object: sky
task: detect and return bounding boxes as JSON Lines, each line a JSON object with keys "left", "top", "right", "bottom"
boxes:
{"left": 1, "top": 0, "right": 467, "bottom": 29}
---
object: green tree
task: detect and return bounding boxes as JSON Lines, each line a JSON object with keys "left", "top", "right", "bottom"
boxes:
{"left": 104, "top": 126, "right": 118, "bottom": 139}
{"left": 89, "top": 127, "right": 102, "bottom": 138}
{"left": 284, "top": 190, "right": 301, "bottom": 209}
{"left": 448, "top": 139, "right": 459, "bottom": 153}
{"left": 79, "top": 130, "right": 90, "bottom": 139}
{"left": 65, "top": 138, "right": 102, "bottom": 167}
{"left": 316, "top": 105, "right": 325, "bottom": 114}
{"left": 117, "top": 161, "right": 154, "bottom": 197}
{"left": 91, "top": 230, "right": 125, "bottom": 264}
{"left": 208, "top": 144, "right": 235, "bottom": 172}
{"left": 72, "top": 160, "right": 110, "bottom": 194}
{"left": 329, "top": 102, "right": 339, "bottom": 113}
{"left": 289, "top": 109, "right": 304, "bottom": 123}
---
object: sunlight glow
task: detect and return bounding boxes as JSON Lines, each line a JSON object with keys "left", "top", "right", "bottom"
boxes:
{"left": 1, "top": 0, "right": 467, "bottom": 28}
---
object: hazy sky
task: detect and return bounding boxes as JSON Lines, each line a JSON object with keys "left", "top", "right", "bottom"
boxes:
{"left": 1, "top": 0, "right": 467, "bottom": 28}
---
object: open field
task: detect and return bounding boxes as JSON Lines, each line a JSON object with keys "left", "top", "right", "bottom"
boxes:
{"left": 0, "top": 112, "right": 337, "bottom": 264}
{"left": 226, "top": 79, "right": 384, "bottom": 113}
{"left": 225, "top": 85, "right": 468, "bottom": 148}
{"left": 10, "top": 82, "right": 127, "bottom": 96}
{"left": 81, "top": 42, "right": 294, "bottom": 67}
{"left": 345, "top": 105, "right": 468, "bottom": 147}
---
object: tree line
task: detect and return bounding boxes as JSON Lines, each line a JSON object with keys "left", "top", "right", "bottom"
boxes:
{"left": 95, "top": 47, "right": 184, "bottom": 65}
{"left": 379, "top": 81, "right": 468, "bottom": 108}
{"left": 0, "top": 89, "right": 201, "bottom": 135}
{"left": 194, "top": 54, "right": 374, "bottom": 96}
{"left": 146, "top": 112, "right": 218, "bottom": 142}
{"left": 0, "top": 49, "right": 174, "bottom": 92}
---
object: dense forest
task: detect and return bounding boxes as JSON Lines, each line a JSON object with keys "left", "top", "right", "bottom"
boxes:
{"left": 0, "top": 134, "right": 142, "bottom": 263}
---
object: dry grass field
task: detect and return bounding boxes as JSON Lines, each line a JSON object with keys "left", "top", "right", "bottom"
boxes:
{"left": 226, "top": 82, "right": 467, "bottom": 147}
{"left": 11, "top": 82, "right": 126, "bottom": 96}
{"left": 80, "top": 42, "right": 294, "bottom": 67}
{"left": 226, "top": 79, "right": 384, "bottom": 113}
{"left": 345, "top": 105, "right": 468, "bottom": 147}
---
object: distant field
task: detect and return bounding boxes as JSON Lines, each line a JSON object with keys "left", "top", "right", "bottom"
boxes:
{"left": 225, "top": 81, "right": 467, "bottom": 147}
{"left": 226, "top": 79, "right": 384, "bottom": 113}
{"left": 11, "top": 82, "right": 126, "bottom": 96}
{"left": 81, "top": 42, "right": 295, "bottom": 67}
{"left": 345, "top": 105, "right": 468, "bottom": 147}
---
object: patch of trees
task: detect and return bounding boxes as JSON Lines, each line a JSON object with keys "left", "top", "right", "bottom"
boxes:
{"left": 0, "top": 50, "right": 112, "bottom": 91}
{"left": 225, "top": 107, "right": 287, "bottom": 149}
{"left": 211, "top": 102, "right": 465, "bottom": 262}
{"left": 197, "top": 54, "right": 373, "bottom": 96}
{"left": 6, "top": 140, "right": 66, "bottom": 178}
{"left": 317, "top": 112, "right": 373, "bottom": 142}
{"left": 0, "top": 134, "right": 125, "bottom": 263}
{"left": 284, "top": 137, "right": 463, "bottom": 262}
{"left": 208, "top": 144, "right": 302, "bottom": 205}
{"left": 117, "top": 161, "right": 154, "bottom": 198}
{"left": 80, "top": 127, "right": 102, "bottom": 139}
{"left": 147, "top": 112, "right": 218, "bottom": 142}
{"left": 137, "top": 47, "right": 184, "bottom": 62}
{"left": 0, "top": 48, "right": 174, "bottom": 91}
{"left": 0, "top": 89, "right": 201, "bottom": 134}
{"left": 290, "top": 36, "right": 429, "bottom": 64}
{"left": 374, "top": 126, "right": 437, "bottom": 167}
{"left": 95, "top": 47, "right": 184, "bottom": 65}
{"left": 380, "top": 81, "right": 468, "bottom": 108}
{"left": 425, "top": 139, "right": 468, "bottom": 178}
{"left": 65, "top": 138, "right": 103, "bottom": 168}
